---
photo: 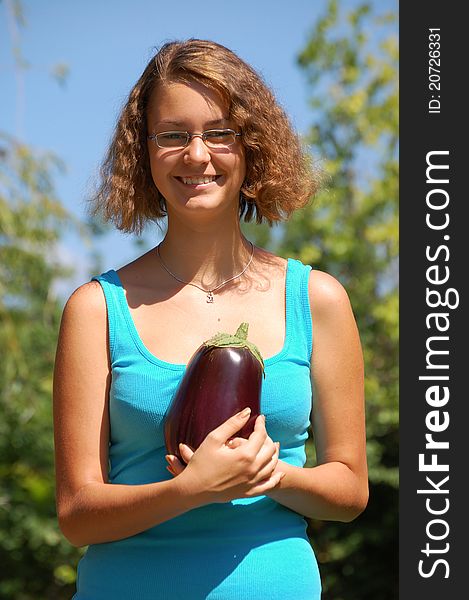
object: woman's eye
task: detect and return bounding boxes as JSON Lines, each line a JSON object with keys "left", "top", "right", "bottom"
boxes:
{"left": 205, "top": 131, "right": 230, "bottom": 141}
{"left": 162, "top": 133, "right": 186, "bottom": 141}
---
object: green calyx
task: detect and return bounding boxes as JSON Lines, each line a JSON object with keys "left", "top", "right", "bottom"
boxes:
{"left": 204, "top": 322, "right": 265, "bottom": 376}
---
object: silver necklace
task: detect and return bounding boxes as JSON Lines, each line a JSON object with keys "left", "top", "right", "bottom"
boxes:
{"left": 156, "top": 241, "right": 255, "bottom": 303}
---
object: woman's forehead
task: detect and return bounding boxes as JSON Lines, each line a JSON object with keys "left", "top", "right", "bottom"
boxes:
{"left": 147, "top": 81, "right": 231, "bottom": 124}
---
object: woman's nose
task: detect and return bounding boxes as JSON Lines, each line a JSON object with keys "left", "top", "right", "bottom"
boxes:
{"left": 183, "top": 135, "right": 211, "bottom": 164}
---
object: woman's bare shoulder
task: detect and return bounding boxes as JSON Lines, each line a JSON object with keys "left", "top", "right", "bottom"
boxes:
{"left": 62, "top": 280, "right": 107, "bottom": 322}
{"left": 307, "top": 269, "right": 353, "bottom": 319}
{"left": 56, "top": 281, "right": 109, "bottom": 370}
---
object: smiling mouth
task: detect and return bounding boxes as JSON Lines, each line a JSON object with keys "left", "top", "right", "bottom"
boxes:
{"left": 176, "top": 175, "right": 221, "bottom": 185}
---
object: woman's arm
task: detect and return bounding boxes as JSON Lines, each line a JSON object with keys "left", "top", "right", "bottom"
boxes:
{"left": 53, "top": 283, "right": 283, "bottom": 547}
{"left": 264, "top": 269, "right": 369, "bottom": 521}
{"left": 53, "top": 283, "right": 208, "bottom": 547}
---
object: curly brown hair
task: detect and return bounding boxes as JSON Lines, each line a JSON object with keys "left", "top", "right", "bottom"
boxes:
{"left": 91, "top": 39, "right": 320, "bottom": 234}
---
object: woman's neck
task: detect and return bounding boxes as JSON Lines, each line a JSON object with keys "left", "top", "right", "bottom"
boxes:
{"left": 157, "top": 221, "right": 253, "bottom": 289}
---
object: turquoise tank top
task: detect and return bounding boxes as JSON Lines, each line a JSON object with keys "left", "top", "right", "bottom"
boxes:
{"left": 74, "top": 257, "right": 321, "bottom": 599}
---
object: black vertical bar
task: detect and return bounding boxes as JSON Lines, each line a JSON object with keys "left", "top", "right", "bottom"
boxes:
{"left": 400, "top": 3, "right": 467, "bottom": 598}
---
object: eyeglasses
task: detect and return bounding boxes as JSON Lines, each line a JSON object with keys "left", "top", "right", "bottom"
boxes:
{"left": 148, "top": 128, "right": 241, "bottom": 149}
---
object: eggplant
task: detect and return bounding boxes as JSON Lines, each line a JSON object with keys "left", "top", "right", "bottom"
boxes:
{"left": 164, "top": 322, "right": 265, "bottom": 464}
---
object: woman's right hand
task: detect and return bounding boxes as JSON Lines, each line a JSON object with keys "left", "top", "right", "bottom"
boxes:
{"left": 172, "top": 409, "right": 285, "bottom": 504}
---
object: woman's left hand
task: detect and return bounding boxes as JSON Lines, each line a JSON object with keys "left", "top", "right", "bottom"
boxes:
{"left": 166, "top": 437, "right": 281, "bottom": 477}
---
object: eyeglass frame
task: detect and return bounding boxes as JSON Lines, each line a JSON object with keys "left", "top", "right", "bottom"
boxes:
{"left": 147, "top": 128, "right": 242, "bottom": 150}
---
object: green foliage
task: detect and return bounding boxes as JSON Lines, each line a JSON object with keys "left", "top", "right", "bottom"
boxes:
{"left": 0, "top": 135, "right": 83, "bottom": 599}
{"left": 279, "top": 1, "right": 398, "bottom": 598}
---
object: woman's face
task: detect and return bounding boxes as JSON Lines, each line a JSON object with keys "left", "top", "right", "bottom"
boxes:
{"left": 146, "top": 81, "right": 246, "bottom": 221}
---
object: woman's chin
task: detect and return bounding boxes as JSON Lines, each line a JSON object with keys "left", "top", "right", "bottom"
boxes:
{"left": 169, "top": 192, "right": 238, "bottom": 215}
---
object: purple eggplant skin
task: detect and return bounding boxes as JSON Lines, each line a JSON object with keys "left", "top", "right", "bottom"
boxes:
{"left": 164, "top": 344, "right": 262, "bottom": 464}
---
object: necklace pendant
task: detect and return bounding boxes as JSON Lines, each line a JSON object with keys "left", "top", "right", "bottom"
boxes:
{"left": 206, "top": 291, "right": 214, "bottom": 303}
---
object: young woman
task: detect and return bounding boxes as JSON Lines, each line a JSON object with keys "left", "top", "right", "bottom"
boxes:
{"left": 53, "top": 39, "right": 368, "bottom": 599}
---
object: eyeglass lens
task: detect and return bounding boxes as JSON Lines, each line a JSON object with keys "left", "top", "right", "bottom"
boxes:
{"left": 156, "top": 130, "right": 237, "bottom": 149}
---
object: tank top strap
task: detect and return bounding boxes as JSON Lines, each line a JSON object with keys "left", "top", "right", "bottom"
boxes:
{"left": 91, "top": 270, "right": 133, "bottom": 365}
{"left": 285, "top": 258, "right": 313, "bottom": 365}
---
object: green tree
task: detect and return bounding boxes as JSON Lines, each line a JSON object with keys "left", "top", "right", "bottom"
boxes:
{"left": 1, "top": 2, "right": 84, "bottom": 593}
{"left": 297, "top": 2, "right": 398, "bottom": 598}
{"left": 246, "top": 2, "right": 398, "bottom": 598}
{"left": 0, "top": 135, "right": 83, "bottom": 599}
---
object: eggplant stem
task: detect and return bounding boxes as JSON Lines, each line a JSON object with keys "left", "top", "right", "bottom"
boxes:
{"left": 235, "top": 322, "right": 249, "bottom": 340}
{"left": 203, "top": 322, "right": 265, "bottom": 375}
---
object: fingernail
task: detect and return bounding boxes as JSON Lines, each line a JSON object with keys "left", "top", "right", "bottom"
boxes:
{"left": 279, "top": 472, "right": 286, "bottom": 480}
{"left": 238, "top": 407, "right": 251, "bottom": 417}
{"left": 276, "top": 442, "right": 280, "bottom": 449}
{"left": 165, "top": 455, "right": 171, "bottom": 463}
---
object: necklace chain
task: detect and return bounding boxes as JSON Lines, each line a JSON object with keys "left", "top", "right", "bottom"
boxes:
{"left": 156, "top": 241, "right": 255, "bottom": 303}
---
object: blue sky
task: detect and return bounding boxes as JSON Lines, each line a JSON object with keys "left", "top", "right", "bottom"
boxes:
{"left": 1, "top": 0, "right": 395, "bottom": 298}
